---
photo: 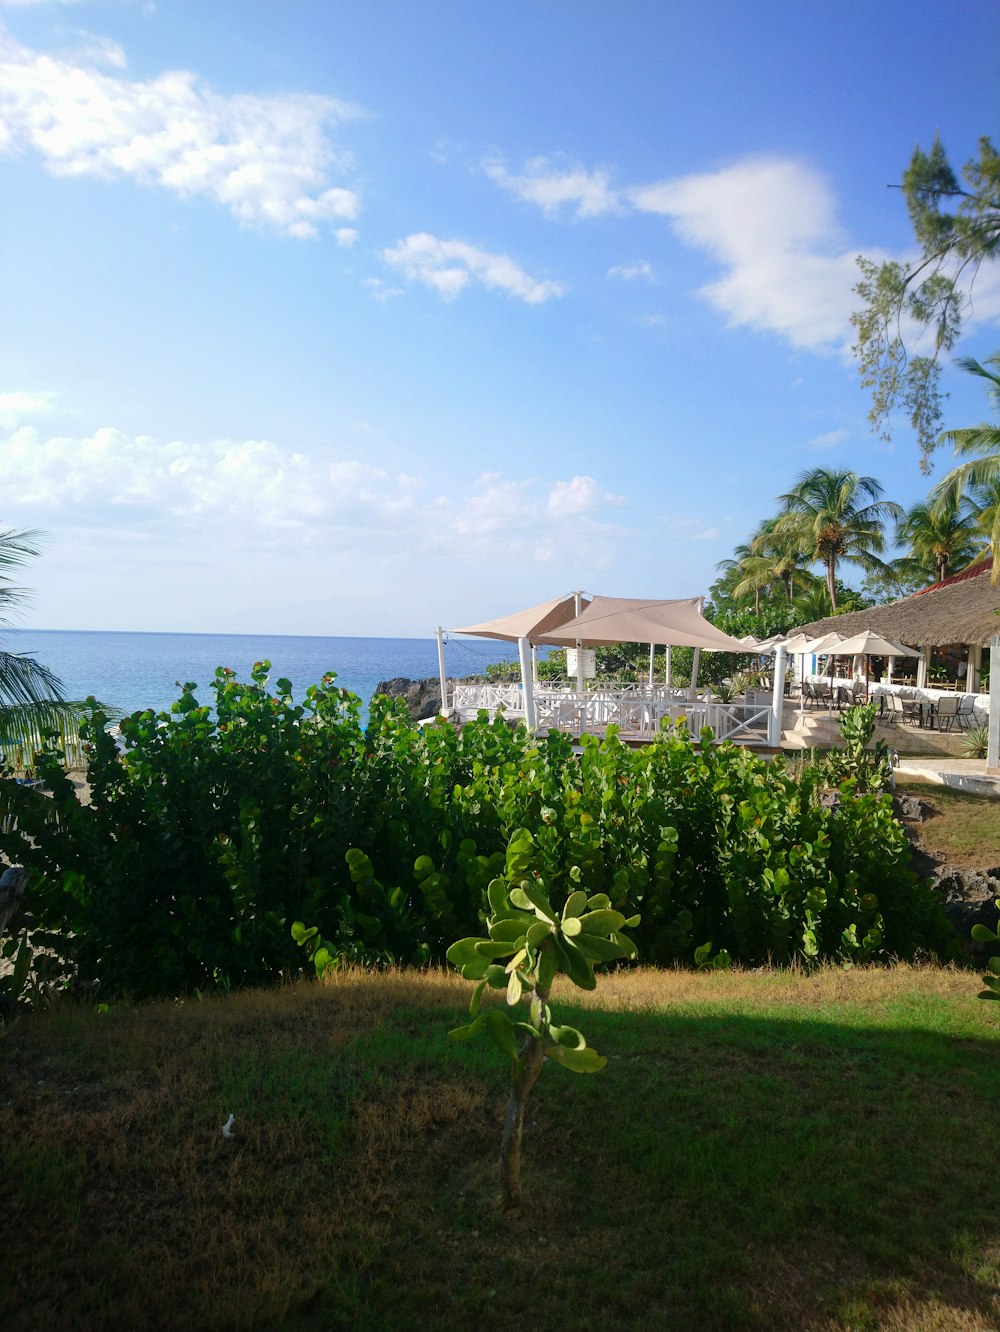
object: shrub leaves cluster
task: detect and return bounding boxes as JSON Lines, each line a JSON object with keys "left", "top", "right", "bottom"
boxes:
{"left": 0, "top": 665, "right": 953, "bottom": 998}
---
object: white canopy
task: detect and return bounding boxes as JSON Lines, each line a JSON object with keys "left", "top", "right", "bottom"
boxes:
{"left": 798, "top": 631, "right": 845, "bottom": 655}
{"left": 537, "top": 595, "right": 749, "bottom": 651}
{"left": 452, "top": 593, "right": 588, "bottom": 644}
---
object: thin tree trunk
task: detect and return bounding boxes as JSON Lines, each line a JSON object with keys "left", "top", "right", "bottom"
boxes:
{"left": 499, "top": 1034, "right": 546, "bottom": 1210}
{"left": 827, "top": 560, "right": 838, "bottom": 611}
{"left": 499, "top": 982, "right": 551, "bottom": 1211}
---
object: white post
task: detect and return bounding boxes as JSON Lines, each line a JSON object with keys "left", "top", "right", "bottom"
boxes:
{"left": 664, "top": 645, "right": 672, "bottom": 690}
{"left": 968, "top": 644, "right": 982, "bottom": 694}
{"left": 574, "top": 590, "right": 584, "bottom": 693}
{"left": 887, "top": 655, "right": 894, "bottom": 684}
{"left": 987, "top": 634, "right": 999, "bottom": 775}
{"left": 688, "top": 647, "right": 701, "bottom": 703}
{"left": 648, "top": 642, "right": 655, "bottom": 687}
{"left": 531, "top": 644, "right": 538, "bottom": 685}
{"left": 769, "top": 643, "right": 787, "bottom": 747}
{"left": 435, "top": 626, "right": 448, "bottom": 715}
{"left": 518, "top": 636, "right": 537, "bottom": 733}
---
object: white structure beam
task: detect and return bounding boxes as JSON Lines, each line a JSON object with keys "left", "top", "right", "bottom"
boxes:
{"left": 769, "top": 644, "right": 787, "bottom": 747}
{"left": 518, "top": 636, "right": 537, "bottom": 733}
{"left": 988, "top": 634, "right": 999, "bottom": 776}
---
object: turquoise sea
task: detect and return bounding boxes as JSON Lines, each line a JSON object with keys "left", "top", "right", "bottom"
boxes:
{"left": 4, "top": 629, "right": 521, "bottom": 720}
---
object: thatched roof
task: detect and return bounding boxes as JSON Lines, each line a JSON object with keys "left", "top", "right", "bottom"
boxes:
{"left": 789, "top": 560, "right": 1000, "bottom": 649}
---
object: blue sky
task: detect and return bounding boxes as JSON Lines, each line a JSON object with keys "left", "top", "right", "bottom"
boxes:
{"left": 1, "top": 0, "right": 998, "bottom": 635}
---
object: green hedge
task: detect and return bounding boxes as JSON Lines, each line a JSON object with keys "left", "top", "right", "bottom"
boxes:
{"left": 0, "top": 665, "right": 954, "bottom": 998}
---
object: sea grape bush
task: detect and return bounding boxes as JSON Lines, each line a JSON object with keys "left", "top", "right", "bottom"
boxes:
{"left": 0, "top": 665, "right": 954, "bottom": 998}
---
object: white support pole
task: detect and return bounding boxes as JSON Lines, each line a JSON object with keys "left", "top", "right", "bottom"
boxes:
{"left": 769, "top": 643, "right": 787, "bottom": 748}
{"left": 435, "top": 626, "right": 448, "bottom": 715}
{"left": 531, "top": 644, "right": 538, "bottom": 685}
{"left": 665, "top": 645, "right": 672, "bottom": 690}
{"left": 688, "top": 647, "right": 701, "bottom": 704}
{"left": 968, "top": 644, "right": 982, "bottom": 694}
{"left": 987, "top": 634, "right": 1000, "bottom": 775}
{"left": 574, "top": 590, "right": 584, "bottom": 693}
{"left": 648, "top": 642, "right": 655, "bottom": 687}
{"left": 518, "top": 636, "right": 537, "bottom": 734}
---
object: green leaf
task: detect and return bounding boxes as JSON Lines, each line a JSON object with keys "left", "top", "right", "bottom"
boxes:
{"left": 469, "top": 978, "right": 488, "bottom": 1017}
{"left": 549, "top": 1023, "right": 586, "bottom": 1050}
{"left": 586, "top": 893, "right": 612, "bottom": 910}
{"left": 562, "top": 890, "right": 588, "bottom": 920}
{"left": 449, "top": 1015, "right": 487, "bottom": 1042}
{"left": 486, "top": 1009, "right": 521, "bottom": 1060}
{"left": 413, "top": 855, "right": 435, "bottom": 881}
{"left": 447, "top": 937, "right": 488, "bottom": 967}
{"left": 516, "top": 880, "right": 558, "bottom": 923}
{"left": 561, "top": 915, "right": 582, "bottom": 938}
{"left": 506, "top": 969, "right": 523, "bottom": 1006}
{"left": 553, "top": 936, "right": 597, "bottom": 990}
{"left": 575, "top": 932, "right": 628, "bottom": 963}
{"left": 578, "top": 909, "right": 626, "bottom": 936}
{"left": 537, "top": 939, "right": 558, "bottom": 993}
{"left": 545, "top": 1045, "right": 607, "bottom": 1073}
{"left": 487, "top": 879, "right": 509, "bottom": 915}
{"left": 971, "top": 924, "right": 1000, "bottom": 943}
{"left": 525, "top": 920, "right": 551, "bottom": 949}
{"left": 490, "top": 917, "right": 531, "bottom": 943}
{"left": 475, "top": 939, "right": 519, "bottom": 959}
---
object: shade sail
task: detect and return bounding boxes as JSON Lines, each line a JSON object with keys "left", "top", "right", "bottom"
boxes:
{"left": 825, "top": 630, "right": 918, "bottom": 658}
{"left": 539, "top": 596, "right": 750, "bottom": 651}
{"left": 452, "top": 593, "right": 588, "bottom": 644}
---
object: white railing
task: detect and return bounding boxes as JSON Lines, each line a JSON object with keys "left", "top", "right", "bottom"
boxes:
{"left": 451, "top": 682, "right": 774, "bottom": 745}
{"left": 451, "top": 682, "right": 522, "bottom": 711}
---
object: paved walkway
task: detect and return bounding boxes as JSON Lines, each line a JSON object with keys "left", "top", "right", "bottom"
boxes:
{"left": 893, "top": 756, "right": 1000, "bottom": 797}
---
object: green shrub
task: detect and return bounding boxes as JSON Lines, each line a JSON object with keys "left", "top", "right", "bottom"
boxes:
{"left": 0, "top": 671, "right": 955, "bottom": 999}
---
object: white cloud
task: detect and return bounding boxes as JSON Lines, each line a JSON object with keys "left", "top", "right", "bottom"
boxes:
{"left": 334, "top": 227, "right": 358, "bottom": 247}
{"left": 0, "top": 29, "right": 363, "bottom": 236}
{"left": 0, "top": 390, "right": 59, "bottom": 428}
{"left": 0, "top": 412, "right": 623, "bottom": 571}
{"left": 805, "top": 428, "right": 849, "bottom": 452}
{"left": 382, "top": 233, "right": 565, "bottom": 304}
{"left": 484, "top": 155, "right": 620, "bottom": 219}
{"left": 630, "top": 157, "right": 861, "bottom": 349}
{"left": 608, "top": 260, "right": 655, "bottom": 283}
{"left": 547, "top": 475, "right": 622, "bottom": 519}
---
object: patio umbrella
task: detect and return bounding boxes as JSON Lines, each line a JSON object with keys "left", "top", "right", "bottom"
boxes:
{"left": 823, "top": 629, "right": 918, "bottom": 700}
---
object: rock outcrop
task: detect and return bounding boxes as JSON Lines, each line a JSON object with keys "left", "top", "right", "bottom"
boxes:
{"left": 374, "top": 677, "right": 443, "bottom": 721}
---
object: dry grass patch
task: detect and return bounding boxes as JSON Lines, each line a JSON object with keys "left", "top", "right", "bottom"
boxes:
{"left": 1, "top": 964, "right": 998, "bottom": 1331}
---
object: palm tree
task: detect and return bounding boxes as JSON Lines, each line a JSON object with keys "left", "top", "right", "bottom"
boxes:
{"left": 893, "top": 497, "right": 986, "bottom": 587}
{"left": 717, "top": 520, "right": 819, "bottom": 611}
{"left": 774, "top": 469, "right": 903, "bottom": 611}
{"left": 0, "top": 529, "right": 87, "bottom": 768}
{"left": 930, "top": 352, "right": 1000, "bottom": 581}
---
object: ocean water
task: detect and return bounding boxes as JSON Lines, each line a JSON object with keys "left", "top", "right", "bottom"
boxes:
{"left": 4, "top": 629, "right": 521, "bottom": 720}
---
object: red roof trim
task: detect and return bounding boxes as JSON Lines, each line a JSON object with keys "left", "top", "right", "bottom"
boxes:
{"left": 913, "top": 558, "right": 992, "bottom": 596}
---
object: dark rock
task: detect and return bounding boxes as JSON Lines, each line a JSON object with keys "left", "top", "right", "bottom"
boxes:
{"left": 374, "top": 677, "right": 443, "bottom": 721}
{"left": 929, "top": 864, "right": 1000, "bottom": 941}
{"left": 892, "top": 793, "right": 932, "bottom": 822}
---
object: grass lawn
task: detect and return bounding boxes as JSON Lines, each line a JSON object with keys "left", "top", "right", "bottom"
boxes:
{"left": 893, "top": 778, "right": 1000, "bottom": 867}
{"left": 2, "top": 965, "right": 998, "bottom": 1331}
